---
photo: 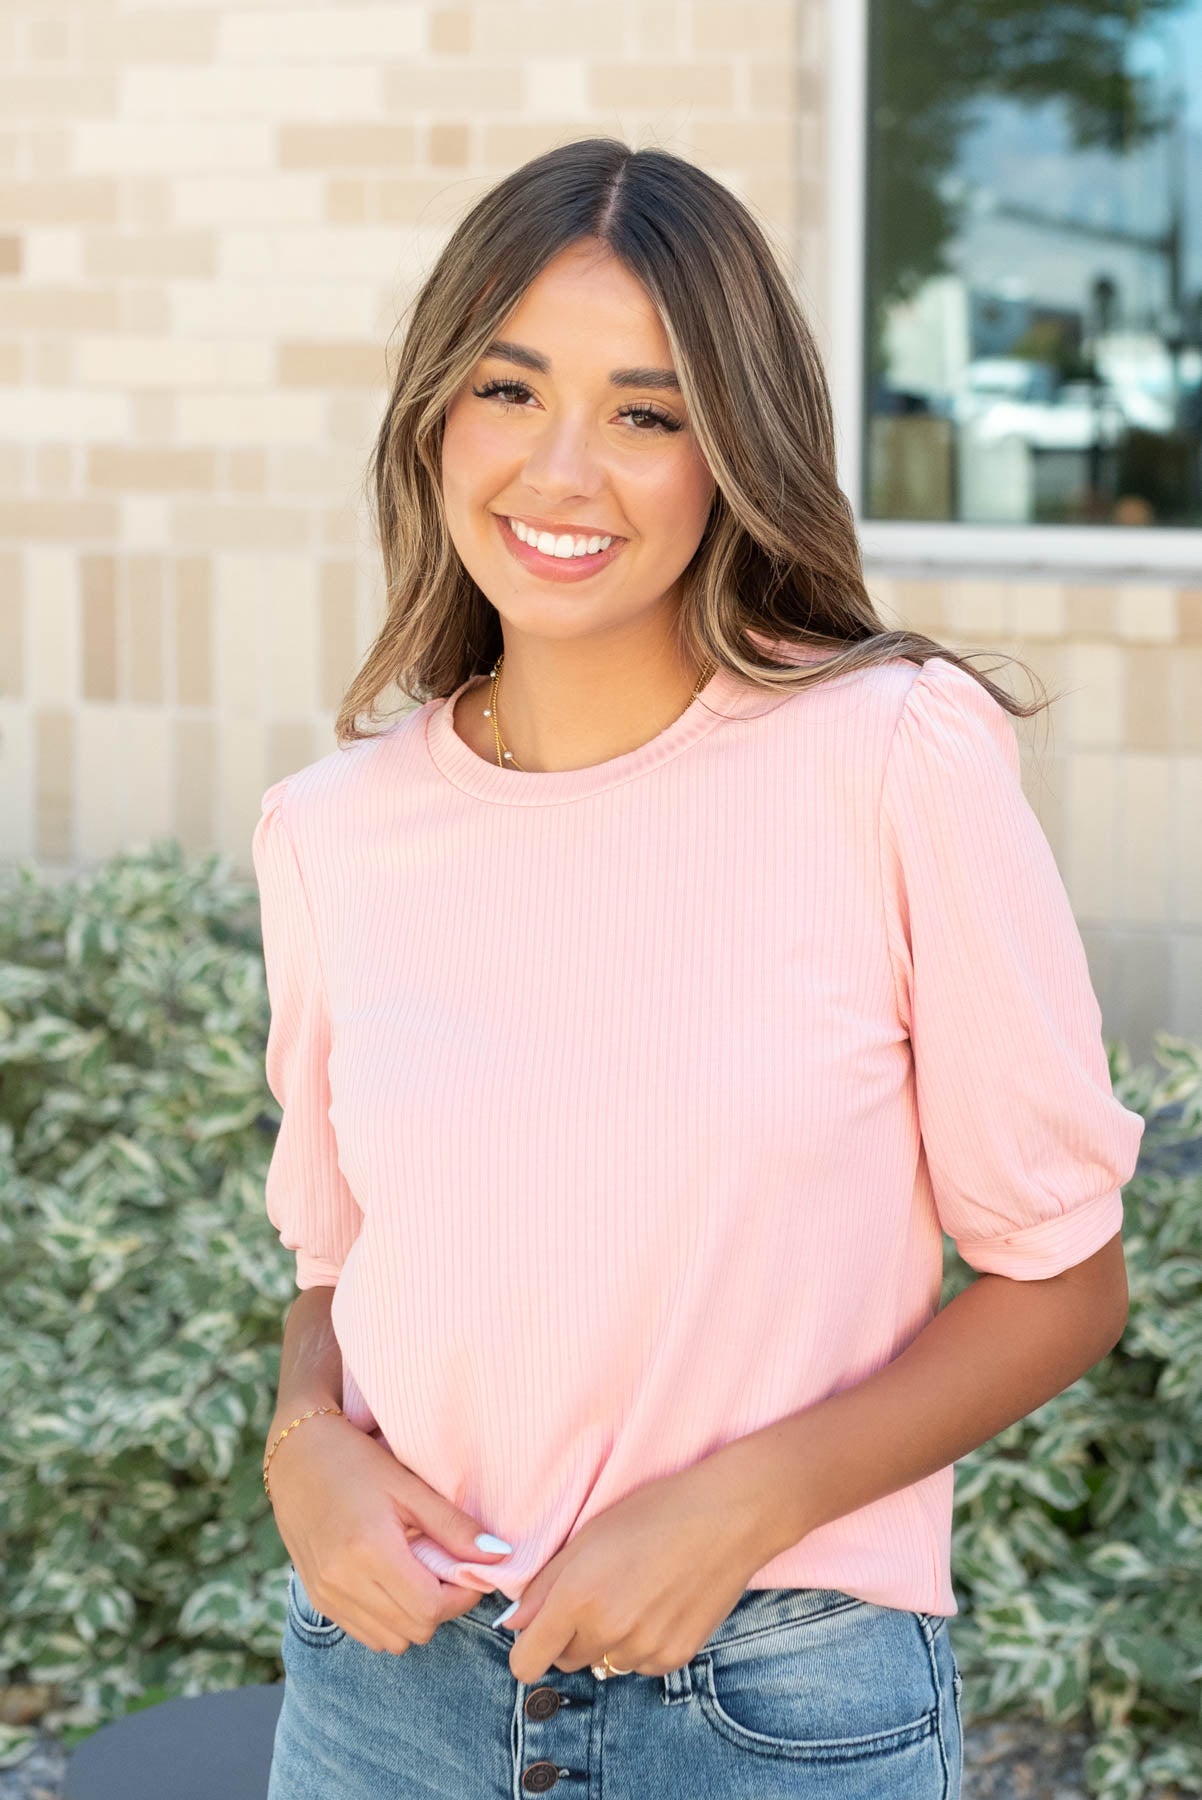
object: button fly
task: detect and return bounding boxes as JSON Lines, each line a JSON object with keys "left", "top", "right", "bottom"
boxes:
{"left": 524, "top": 1686, "right": 563, "bottom": 1720}
{"left": 521, "top": 1761, "right": 563, "bottom": 1792}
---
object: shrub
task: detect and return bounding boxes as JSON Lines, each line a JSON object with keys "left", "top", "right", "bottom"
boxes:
{"left": 943, "top": 1034, "right": 1202, "bottom": 1798}
{"left": 0, "top": 842, "right": 295, "bottom": 1764}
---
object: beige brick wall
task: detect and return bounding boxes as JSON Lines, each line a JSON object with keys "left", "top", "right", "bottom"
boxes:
{"left": 0, "top": 0, "right": 1194, "bottom": 1058}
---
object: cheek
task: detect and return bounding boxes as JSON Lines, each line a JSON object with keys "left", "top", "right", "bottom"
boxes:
{"left": 441, "top": 401, "right": 503, "bottom": 495}
{"left": 625, "top": 450, "right": 714, "bottom": 543}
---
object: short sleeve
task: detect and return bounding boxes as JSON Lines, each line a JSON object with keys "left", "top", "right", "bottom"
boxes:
{"left": 878, "top": 656, "right": 1145, "bottom": 1281}
{"left": 251, "top": 775, "right": 364, "bottom": 1291}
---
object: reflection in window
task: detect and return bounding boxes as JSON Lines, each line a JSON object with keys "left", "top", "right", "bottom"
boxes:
{"left": 864, "top": 0, "right": 1202, "bottom": 525}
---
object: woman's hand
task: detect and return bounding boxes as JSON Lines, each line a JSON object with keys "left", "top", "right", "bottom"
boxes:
{"left": 499, "top": 1452, "right": 771, "bottom": 1684}
{"left": 266, "top": 1413, "right": 512, "bottom": 1653}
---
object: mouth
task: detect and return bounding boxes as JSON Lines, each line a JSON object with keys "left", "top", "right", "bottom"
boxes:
{"left": 492, "top": 512, "right": 628, "bottom": 582}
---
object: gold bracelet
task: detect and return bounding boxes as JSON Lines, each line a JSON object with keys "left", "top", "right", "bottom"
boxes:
{"left": 262, "top": 1404, "right": 345, "bottom": 1499}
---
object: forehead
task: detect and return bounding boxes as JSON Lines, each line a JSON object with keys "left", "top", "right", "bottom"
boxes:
{"left": 494, "top": 247, "right": 673, "bottom": 366}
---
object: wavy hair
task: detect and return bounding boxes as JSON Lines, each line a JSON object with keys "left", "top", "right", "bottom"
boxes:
{"left": 337, "top": 136, "right": 1055, "bottom": 744}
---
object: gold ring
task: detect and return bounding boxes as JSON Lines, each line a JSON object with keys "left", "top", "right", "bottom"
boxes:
{"left": 593, "top": 1651, "right": 633, "bottom": 1678}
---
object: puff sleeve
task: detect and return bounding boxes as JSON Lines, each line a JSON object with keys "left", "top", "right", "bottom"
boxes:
{"left": 251, "top": 776, "right": 364, "bottom": 1291}
{"left": 879, "top": 656, "right": 1145, "bottom": 1280}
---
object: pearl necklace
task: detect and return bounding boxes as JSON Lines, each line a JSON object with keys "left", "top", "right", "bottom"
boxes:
{"left": 483, "top": 651, "right": 716, "bottom": 770}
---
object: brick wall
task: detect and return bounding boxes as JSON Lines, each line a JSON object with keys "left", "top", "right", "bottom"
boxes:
{"left": 0, "top": 0, "right": 1194, "bottom": 1056}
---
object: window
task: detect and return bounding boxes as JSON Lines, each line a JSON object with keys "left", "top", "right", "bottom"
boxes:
{"left": 828, "top": 0, "right": 1202, "bottom": 569}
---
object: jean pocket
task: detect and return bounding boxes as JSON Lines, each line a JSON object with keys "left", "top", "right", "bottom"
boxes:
{"left": 286, "top": 1562, "right": 348, "bottom": 1647}
{"left": 695, "top": 1600, "right": 940, "bottom": 1764}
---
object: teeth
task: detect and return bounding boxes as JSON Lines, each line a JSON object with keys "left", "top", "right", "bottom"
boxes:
{"left": 507, "top": 518, "right": 614, "bottom": 558}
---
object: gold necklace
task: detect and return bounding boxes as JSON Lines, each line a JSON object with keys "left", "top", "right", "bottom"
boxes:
{"left": 484, "top": 651, "right": 716, "bottom": 771}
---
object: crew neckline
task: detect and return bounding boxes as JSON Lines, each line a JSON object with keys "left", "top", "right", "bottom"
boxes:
{"left": 424, "top": 660, "right": 764, "bottom": 805}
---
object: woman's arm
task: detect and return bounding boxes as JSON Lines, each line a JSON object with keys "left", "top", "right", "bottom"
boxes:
{"left": 704, "top": 1234, "right": 1129, "bottom": 1563}
{"left": 264, "top": 1284, "right": 345, "bottom": 1457}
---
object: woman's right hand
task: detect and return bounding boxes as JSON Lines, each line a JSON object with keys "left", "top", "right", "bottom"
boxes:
{"left": 265, "top": 1411, "right": 513, "bottom": 1654}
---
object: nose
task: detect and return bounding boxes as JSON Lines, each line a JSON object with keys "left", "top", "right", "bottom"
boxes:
{"left": 520, "top": 411, "right": 606, "bottom": 496}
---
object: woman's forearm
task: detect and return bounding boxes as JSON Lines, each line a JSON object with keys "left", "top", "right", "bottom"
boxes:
{"left": 265, "top": 1283, "right": 345, "bottom": 1454}
{"left": 702, "top": 1256, "right": 1129, "bottom": 1565}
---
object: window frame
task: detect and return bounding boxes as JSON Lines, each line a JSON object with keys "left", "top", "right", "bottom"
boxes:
{"left": 826, "top": 0, "right": 1202, "bottom": 576}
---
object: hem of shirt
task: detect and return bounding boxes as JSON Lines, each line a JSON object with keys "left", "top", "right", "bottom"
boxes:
{"left": 953, "top": 1184, "right": 1123, "bottom": 1280}
{"left": 295, "top": 1255, "right": 344, "bottom": 1290}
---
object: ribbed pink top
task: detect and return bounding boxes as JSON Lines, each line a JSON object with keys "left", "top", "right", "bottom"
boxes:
{"left": 251, "top": 642, "right": 1145, "bottom": 1617}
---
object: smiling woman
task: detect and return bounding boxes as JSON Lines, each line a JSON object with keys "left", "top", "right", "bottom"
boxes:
{"left": 434, "top": 238, "right": 722, "bottom": 737}
{"left": 255, "top": 135, "right": 1144, "bottom": 1800}
{"left": 338, "top": 138, "right": 1058, "bottom": 753}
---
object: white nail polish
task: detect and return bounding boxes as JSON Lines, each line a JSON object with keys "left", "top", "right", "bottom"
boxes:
{"left": 475, "top": 1532, "right": 514, "bottom": 1553}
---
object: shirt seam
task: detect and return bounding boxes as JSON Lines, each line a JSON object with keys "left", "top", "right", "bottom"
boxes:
{"left": 874, "top": 657, "right": 933, "bottom": 1031}
{"left": 422, "top": 688, "right": 759, "bottom": 807}
{"left": 270, "top": 774, "right": 337, "bottom": 1039}
{"left": 955, "top": 1182, "right": 1122, "bottom": 1256}
{"left": 267, "top": 776, "right": 360, "bottom": 1287}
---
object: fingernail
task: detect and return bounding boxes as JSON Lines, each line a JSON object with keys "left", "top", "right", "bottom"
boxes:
{"left": 493, "top": 1599, "right": 520, "bottom": 1630}
{"left": 475, "top": 1532, "right": 513, "bottom": 1554}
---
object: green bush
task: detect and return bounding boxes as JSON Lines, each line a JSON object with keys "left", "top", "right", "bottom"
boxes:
{"left": 0, "top": 841, "right": 294, "bottom": 1764}
{"left": 943, "top": 1035, "right": 1202, "bottom": 1798}
{"left": 0, "top": 842, "right": 1199, "bottom": 1798}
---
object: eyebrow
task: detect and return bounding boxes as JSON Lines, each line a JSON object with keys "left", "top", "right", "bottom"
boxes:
{"left": 481, "top": 338, "right": 682, "bottom": 393}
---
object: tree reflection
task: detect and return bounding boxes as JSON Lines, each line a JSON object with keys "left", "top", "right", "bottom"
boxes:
{"left": 865, "top": 0, "right": 1199, "bottom": 522}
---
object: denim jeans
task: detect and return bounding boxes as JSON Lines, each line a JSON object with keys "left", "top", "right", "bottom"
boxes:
{"left": 267, "top": 1562, "right": 964, "bottom": 1798}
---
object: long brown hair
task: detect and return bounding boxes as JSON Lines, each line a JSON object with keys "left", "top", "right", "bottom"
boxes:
{"left": 338, "top": 136, "right": 1055, "bottom": 744}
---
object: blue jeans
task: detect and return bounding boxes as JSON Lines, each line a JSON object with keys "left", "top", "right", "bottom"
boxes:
{"left": 267, "top": 1563, "right": 964, "bottom": 1798}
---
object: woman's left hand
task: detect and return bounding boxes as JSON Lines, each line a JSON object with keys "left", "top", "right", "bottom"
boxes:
{"left": 501, "top": 1447, "right": 774, "bottom": 1685}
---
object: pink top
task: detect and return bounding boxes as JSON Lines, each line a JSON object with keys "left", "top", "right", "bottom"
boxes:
{"left": 251, "top": 642, "right": 1145, "bottom": 1617}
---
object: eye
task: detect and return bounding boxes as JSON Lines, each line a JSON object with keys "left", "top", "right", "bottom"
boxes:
{"left": 470, "top": 377, "right": 682, "bottom": 434}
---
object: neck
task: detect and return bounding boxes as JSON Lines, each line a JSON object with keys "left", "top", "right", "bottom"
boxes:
{"left": 473, "top": 640, "right": 712, "bottom": 775}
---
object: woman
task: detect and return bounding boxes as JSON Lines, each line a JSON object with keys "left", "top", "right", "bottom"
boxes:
{"left": 254, "top": 138, "right": 1144, "bottom": 1799}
